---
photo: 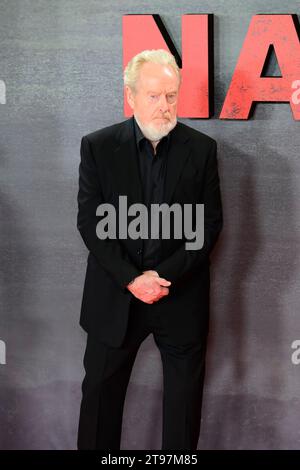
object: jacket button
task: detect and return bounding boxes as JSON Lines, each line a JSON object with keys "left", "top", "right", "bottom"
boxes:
{"left": 137, "top": 249, "right": 142, "bottom": 255}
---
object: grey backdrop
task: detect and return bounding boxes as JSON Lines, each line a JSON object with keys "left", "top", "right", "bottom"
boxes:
{"left": 0, "top": 0, "right": 299, "bottom": 450}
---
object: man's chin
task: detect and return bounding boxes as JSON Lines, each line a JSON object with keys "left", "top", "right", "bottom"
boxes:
{"left": 149, "top": 120, "right": 176, "bottom": 139}
{"left": 134, "top": 114, "right": 177, "bottom": 141}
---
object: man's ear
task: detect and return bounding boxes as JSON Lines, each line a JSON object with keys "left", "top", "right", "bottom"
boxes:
{"left": 125, "top": 85, "right": 134, "bottom": 110}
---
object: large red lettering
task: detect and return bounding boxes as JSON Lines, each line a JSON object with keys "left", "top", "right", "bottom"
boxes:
{"left": 220, "top": 14, "right": 300, "bottom": 120}
{"left": 123, "top": 14, "right": 300, "bottom": 120}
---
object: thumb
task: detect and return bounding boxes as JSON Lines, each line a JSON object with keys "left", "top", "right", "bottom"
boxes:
{"left": 156, "top": 277, "right": 172, "bottom": 286}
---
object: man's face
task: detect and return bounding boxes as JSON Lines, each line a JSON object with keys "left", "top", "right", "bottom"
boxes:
{"left": 125, "top": 61, "right": 180, "bottom": 140}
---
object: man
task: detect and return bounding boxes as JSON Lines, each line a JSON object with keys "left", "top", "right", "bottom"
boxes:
{"left": 77, "top": 49, "right": 223, "bottom": 450}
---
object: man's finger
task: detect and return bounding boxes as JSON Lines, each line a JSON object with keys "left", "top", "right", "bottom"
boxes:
{"left": 158, "top": 287, "right": 169, "bottom": 294}
{"left": 155, "top": 277, "right": 171, "bottom": 286}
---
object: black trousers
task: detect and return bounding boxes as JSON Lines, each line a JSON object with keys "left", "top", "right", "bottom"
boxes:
{"left": 77, "top": 296, "right": 208, "bottom": 450}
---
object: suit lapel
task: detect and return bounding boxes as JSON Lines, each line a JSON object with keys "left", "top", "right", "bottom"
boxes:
{"left": 110, "top": 117, "right": 144, "bottom": 206}
{"left": 110, "top": 116, "right": 191, "bottom": 206}
{"left": 163, "top": 127, "right": 191, "bottom": 206}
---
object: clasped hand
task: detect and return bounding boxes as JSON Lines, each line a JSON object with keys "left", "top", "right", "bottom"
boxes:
{"left": 126, "top": 270, "right": 171, "bottom": 304}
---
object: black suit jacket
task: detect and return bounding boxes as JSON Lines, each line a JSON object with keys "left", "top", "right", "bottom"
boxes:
{"left": 77, "top": 116, "right": 223, "bottom": 348}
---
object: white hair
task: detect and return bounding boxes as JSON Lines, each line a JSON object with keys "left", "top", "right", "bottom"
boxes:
{"left": 123, "top": 49, "right": 181, "bottom": 92}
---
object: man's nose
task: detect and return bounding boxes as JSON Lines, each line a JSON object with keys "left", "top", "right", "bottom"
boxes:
{"left": 158, "top": 94, "right": 169, "bottom": 112}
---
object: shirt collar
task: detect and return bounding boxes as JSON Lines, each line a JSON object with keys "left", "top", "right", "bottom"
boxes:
{"left": 133, "top": 115, "right": 171, "bottom": 152}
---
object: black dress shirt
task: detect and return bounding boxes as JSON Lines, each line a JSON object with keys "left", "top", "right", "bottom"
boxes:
{"left": 133, "top": 116, "right": 172, "bottom": 270}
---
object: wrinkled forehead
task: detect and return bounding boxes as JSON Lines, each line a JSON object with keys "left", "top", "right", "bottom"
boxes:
{"left": 136, "top": 62, "right": 180, "bottom": 92}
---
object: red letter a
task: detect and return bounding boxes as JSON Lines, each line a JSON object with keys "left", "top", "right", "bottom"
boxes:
{"left": 220, "top": 14, "right": 300, "bottom": 120}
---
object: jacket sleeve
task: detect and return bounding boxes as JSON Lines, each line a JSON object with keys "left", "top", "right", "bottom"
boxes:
{"left": 77, "top": 135, "right": 142, "bottom": 291}
{"left": 154, "top": 140, "right": 223, "bottom": 283}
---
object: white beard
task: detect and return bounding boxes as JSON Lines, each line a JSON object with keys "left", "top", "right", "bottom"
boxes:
{"left": 134, "top": 114, "right": 177, "bottom": 142}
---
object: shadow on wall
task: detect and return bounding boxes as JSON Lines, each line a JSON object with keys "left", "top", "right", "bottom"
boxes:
{"left": 199, "top": 138, "right": 299, "bottom": 449}
{"left": 0, "top": 179, "right": 42, "bottom": 448}
{"left": 0, "top": 133, "right": 85, "bottom": 449}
